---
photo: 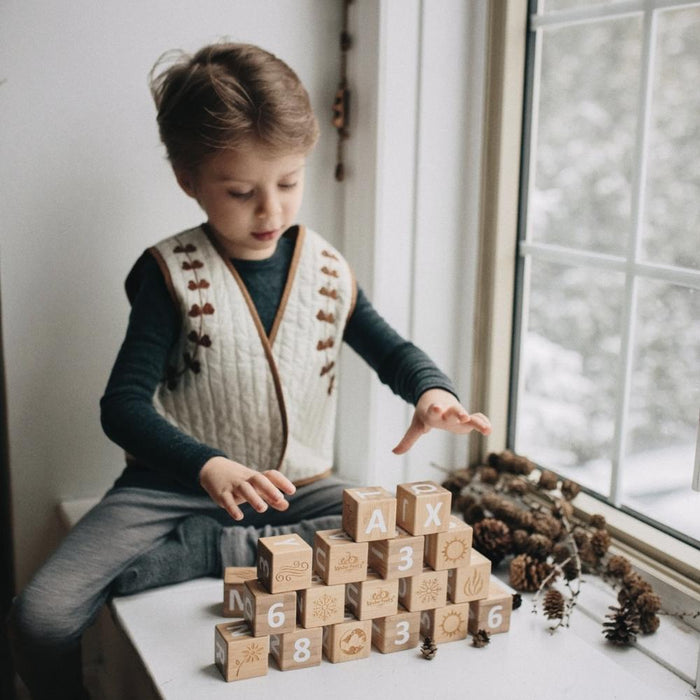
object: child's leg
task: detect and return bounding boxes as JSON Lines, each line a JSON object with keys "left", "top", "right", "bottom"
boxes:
{"left": 112, "top": 475, "right": 353, "bottom": 594}
{"left": 7, "top": 485, "right": 222, "bottom": 700}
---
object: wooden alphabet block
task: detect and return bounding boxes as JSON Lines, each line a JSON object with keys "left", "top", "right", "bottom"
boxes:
{"left": 398, "top": 567, "right": 448, "bottom": 612}
{"left": 297, "top": 574, "right": 345, "bottom": 628}
{"left": 468, "top": 580, "right": 512, "bottom": 635}
{"left": 223, "top": 567, "right": 258, "bottom": 617}
{"left": 342, "top": 487, "right": 397, "bottom": 542}
{"left": 243, "top": 579, "right": 296, "bottom": 637}
{"left": 313, "top": 528, "right": 368, "bottom": 585}
{"left": 345, "top": 571, "right": 399, "bottom": 620}
{"left": 214, "top": 621, "right": 269, "bottom": 682}
{"left": 420, "top": 602, "right": 470, "bottom": 644}
{"left": 322, "top": 614, "right": 373, "bottom": 663}
{"left": 269, "top": 626, "right": 323, "bottom": 671}
{"left": 257, "top": 533, "right": 312, "bottom": 593}
{"left": 367, "top": 528, "right": 424, "bottom": 579}
{"left": 424, "top": 515, "right": 473, "bottom": 571}
{"left": 446, "top": 548, "right": 491, "bottom": 603}
{"left": 396, "top": 481, "right": 452, "bottom": 536}
{"left": 371, "top": 608, "right": 421, "bottom": 653}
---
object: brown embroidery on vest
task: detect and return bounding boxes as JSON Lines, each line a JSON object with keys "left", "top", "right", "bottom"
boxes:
{"left": 319, "top": 286, "right": 339, "bottom": 300}
{"left": 317, "top": 338, "right": 335, "bottom": 351}
{"left": 165, "top": 236, "right": 214, "bottom": 389}
{"left": 327, "top": 375, "right": 336, "bottom": 395}
{"left": 321, "top": 266, "right": 339, "bottom": 278}
{"left": 316, "top": 310, "right": 336, "bottom": 324}
{"left": 321, "top": 249, "right": 339, "bottom": 261}
{"left": 320, "top": 361, "right": 335, "bottom": 376}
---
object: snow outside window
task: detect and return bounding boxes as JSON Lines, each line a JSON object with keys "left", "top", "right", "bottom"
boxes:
{"left": 511, "top": 0, "right": 700, "bottom": 547}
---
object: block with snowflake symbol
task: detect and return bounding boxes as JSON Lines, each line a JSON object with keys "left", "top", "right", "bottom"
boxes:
{"left": 297, "top": 574, "right": 345, "bottom": 628}
{"left": 371, "top": 608, "right": 421, "bottom": 653}
{"left": 215, "top": 621, "right": 269, "bottom": 682}
{"left": 270, "top": 626, "right": 323, "bottom": 671}
{"left": 396, "top": 481, "right": 452, "bottom": 536}
{"left": 367, "top": 528, "right": 424, "bottom": 579}
{"left": 424, "top": 515, "right": 473, "bottom": 571}
{"left": 420, "top": 602, "right": 469, "bottom": 644}
{"left": 446, "top": 548, "right": 491, "bottom": 603}
{"left": 345, "top": 570, "right": 399, "bottom": 620}
{"left": 322, "top": 613, "right": 373, "bottom": 663}
{"left": 398, "top": 567, "right": 448, "bottom": 612}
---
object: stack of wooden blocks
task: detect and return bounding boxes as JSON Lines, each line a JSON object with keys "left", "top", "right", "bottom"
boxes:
{"left": 214, "top": 481, "right": 513, "bottom": 681}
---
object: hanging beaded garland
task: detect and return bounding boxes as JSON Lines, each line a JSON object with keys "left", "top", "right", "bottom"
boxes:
{"left": 332, "top": 0, "right": 353, "bottom": 181}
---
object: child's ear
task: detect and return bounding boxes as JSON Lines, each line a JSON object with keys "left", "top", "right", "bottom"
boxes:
{"left": 174, "top": 168, "right": 198, "bottom": 199}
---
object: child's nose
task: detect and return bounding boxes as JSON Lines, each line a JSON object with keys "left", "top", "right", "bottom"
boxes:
{"left": 256, "top": 192, "right": 282, "bottom": 218}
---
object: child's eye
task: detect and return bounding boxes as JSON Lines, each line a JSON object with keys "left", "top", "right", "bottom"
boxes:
{"left": 228, "top": 190, "right": 253, "bottom": 200}
{"left": 279, "top": 182, "right": 297, "bottom": 190}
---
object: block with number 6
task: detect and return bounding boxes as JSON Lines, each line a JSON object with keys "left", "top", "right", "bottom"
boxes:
{"left": 270, "top": 626, "right": 322, "bottom": 671}
{"left": 243, "top": 579, "right": 296, "bottom": 637}
{"left": 257, "top": 533, "right": 312, "bottom": 593}
{"left": 468, "top": 580, "right": 512, "bottom": 635}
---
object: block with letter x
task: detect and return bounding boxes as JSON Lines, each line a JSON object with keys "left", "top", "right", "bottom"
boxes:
{"left": 396, "top": 481, "right": 452, "bottom": 536}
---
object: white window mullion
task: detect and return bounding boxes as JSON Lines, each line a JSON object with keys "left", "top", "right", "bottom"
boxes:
{"left": 610, "top": 7, "right": 658, "bottom": 505}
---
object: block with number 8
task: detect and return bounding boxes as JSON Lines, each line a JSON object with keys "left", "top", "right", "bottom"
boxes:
{"left": 270, "top": 626, "right": 323, "bottom": 671}
{"left": 243, "top": 579, "right": 296, "bottom": 637}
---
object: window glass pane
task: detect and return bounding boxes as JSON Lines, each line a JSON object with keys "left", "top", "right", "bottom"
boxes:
{"left": 514, "top": 258, "right": 625, "bottom": 493}
{"left": 642, "top": 6, "right": 700, "bottom": 271}
{"left": 532, "top": 18, "right": 642, "bottom": 255}
{"left": 622, "top": 279, "right": 700, "bottom": 541}
{"left": 542, "top": 0, "right": 615, "bottom": 12}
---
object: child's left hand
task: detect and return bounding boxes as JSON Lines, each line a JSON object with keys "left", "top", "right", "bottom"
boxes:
{"left": 392, "top": 388, "right": 491, "bottom": 455}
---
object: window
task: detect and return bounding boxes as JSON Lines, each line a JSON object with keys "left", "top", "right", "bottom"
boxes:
{"left": 510, "top": 0, "right": 700, "bottom": 548}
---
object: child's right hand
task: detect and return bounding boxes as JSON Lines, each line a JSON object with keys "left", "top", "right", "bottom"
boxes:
{"left": 199, "top": 456, "right": 296, "bottom": 521}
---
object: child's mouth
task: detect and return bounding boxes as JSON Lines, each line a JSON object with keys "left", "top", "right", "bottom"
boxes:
{"left": 251, "top": 229, "right": 278, "bottom": 241}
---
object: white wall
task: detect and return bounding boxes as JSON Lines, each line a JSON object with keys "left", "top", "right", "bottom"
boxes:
{"left": 0, "top": 0, "right": 343, "bottom": 588}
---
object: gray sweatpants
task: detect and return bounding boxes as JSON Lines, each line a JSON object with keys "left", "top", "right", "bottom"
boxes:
{"left": 8, "top": 475, "right": 350, "bottom": 699}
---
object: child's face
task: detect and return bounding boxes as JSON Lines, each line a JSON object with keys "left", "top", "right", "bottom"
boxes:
{"left": 176, "top": 141, "right": 306, "bottom": 260}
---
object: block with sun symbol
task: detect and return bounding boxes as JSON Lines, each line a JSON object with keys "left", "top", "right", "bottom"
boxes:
{"left": 398, "top": 567, "right": 448, "bottom": 612}
{"left": 343, "top": 487, "right": 397, "bottom": 542}
{"left": 270, "top": 625, "right": 323, "bottom": 671}
{"left": 367, "top": 528, "right": 424, "bottom": 579}
{"left": 215, "top": 621, "right": 269, "bottom": 682}
{"left": 396, "top": 481, "right": 452, "bottom": 536}
{"left": 468, "top": 580, "right": 512, "bottom": 635}
{"left": 223, "top": 566, "right": 258, "bottom": 617}
{"left": 346, "top": 570, "right": 400, "bottom": 620}
{"left": 419, "top": 602, "right": 470, "bottom": 644}
{"left": 257, "top": 533, "right": 312, "bottom": 594}
{"left": 313, "top": 528, "right": 369, "bottom": 585}
{"left": 297, "top": 574, "right": 345, "bottom": 628}
{"left": 243, "top": 579, "right": 297, "bottom": 637}
{"left": 371, "top": 607, "right": 421, "bottom": 653}
{"left": 424, "top": 515, "right": 473, "bottom": 571}
{"left": 446, "top": 548, "right": 491, "bottom": 604}
{"left": 322, "top": 613, "right": 373, "bottom": 663}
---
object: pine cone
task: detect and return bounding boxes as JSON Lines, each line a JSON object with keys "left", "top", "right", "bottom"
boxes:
{"left": 606, "top": 554, "right": 631, "bottom": 579}
{"left": 639, "top": 612, "right": 660, "bottom": 635}
{"left": 530, "top": 511, "right": 562, "bottom": 540}
{"left": 561, "top": 479, "right": 581, "bottom": 501}
{"left": 526, "top": 533, "right": 553, "bottom": 560}
{"left": 512, "top": 593, "right": 523, "bottom": 610}
{"left": 509, "top": 554, "right": 555, "bottom": 592}
{"left": 573, "top": 528, "right": 590, "bottom": 548}
{"left": 455, "top": 493, "right": 476, "bottom": 515}
{"left": 579, "top": 541, "right": 601, "bottom": 571}
{"left": 463, "top": 503, "right": 486, "bottom": 524}
{"left": 562, "top": 558, "right": 580, "bottom": 581}
{"left": 503, "top": 475, "right": 529, "bottom": 496}
{"left": 552, "top": 542, "right": 572, "bottom": 564}
{"left": 552, "top": 498, "right": 574, "bottom": 521}
{"left": 636, "top": 591, "right": 661, "bottom": 614}
{"left": 471, "top": 629, "right": 491, "bottom": 648}
{"left": 589, "top": 514, "right": 607, "bottom": 530}
{"left": 488, "top": 450, "right": 535, "bottom": 476}
{"left": 590, "top": 529, "right": 611, "bottom": 557}
{"left": 512, "top": 529, "right": 530, "bottom": 554}
{"left": 473, "top": 518, "right": 513, "bottom": 565}
{"left": 421, "top": 637, "right": 438, "bottom": 659}
{"left": 441, "top": 468, "right": 473, "bottom": 496}
{"left": 480, "top": 492, "right": 508, "bottom": 514}
{"left": 479, "top": 466, "right": 500, "bottom": 485}
{"left": 603, "top": 604, "right": 640, "bottom": 646}
{"left": 543, "top": 589, "right": 566, "bottom": 620}
{"left": 621, "top": 572, "right": 653, "bottom": 600}
{"left": 538, "top": 470, "right": 559, "bottom": 490}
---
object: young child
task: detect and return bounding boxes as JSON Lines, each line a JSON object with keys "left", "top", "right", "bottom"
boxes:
{"left": 8, "top": 42, "right": 490, "bottom": 699}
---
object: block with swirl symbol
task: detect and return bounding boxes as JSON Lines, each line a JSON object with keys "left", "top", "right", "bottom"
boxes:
{"left": 446, "top": 548, "right": 491, "bottom": 604}
{"left": 257, "top": 533, "right": 312, "bottom": 593}
{"left": 297, "top": 574, "right": 345, "bottom": 628}
{"left": 345, "top": 571, "right": 399, "bottom": 620}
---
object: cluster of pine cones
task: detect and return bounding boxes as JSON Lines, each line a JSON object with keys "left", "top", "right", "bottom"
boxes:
{"left": 442, "top": 450, "right": 661, "bottom": 644}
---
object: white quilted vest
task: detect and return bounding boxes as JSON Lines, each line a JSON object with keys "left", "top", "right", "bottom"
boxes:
{"left": 150, "top": 225, "right": 356, "bottom": 484}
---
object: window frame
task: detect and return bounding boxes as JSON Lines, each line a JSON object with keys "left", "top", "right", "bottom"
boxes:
{"left": 470, "top": 0, "right": 700, "bottom": 588}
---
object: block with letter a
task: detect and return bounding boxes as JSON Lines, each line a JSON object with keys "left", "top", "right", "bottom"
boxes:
{"left": 342, "top": 487, "right": 397, "bottom": 542}
{"left": 214, "top": 621, "right": 269, "bottom": 682}
{"left": 396, "top": 481, "right": 452, "bottom": 536}
{"left": 223, "top": 566, "right": 258, "bottom": 617}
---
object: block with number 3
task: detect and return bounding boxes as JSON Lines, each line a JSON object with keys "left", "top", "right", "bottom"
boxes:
{"left": 371, "top": 608, "right": 420, "bottom": 653}
{"left": 367, "top": 529, "right": 424, "bottom": 579}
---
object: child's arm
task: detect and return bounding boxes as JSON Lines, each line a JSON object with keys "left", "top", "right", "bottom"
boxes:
{"left": 198, "top": 456, "right": 296, "bottom": 521}
{"left": 391, "top": 388, "right": 491, "bottom": 455}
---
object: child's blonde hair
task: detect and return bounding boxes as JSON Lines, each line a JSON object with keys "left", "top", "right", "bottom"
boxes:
{"left": 150, "top": 42, "right": 319, "bottom": 172}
